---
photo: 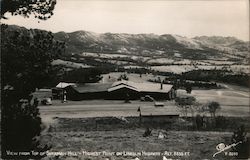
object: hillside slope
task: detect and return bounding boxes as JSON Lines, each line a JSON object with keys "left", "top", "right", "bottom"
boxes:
{"left": 53, "top": 30, "right": 249, "bottom": 61}
{"left": 2, "top": 24, "right": 249, "bottom": 62}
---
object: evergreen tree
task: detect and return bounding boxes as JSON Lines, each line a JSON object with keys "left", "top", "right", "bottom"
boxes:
{"left": 1, "top": 24, "right": 64, "bottom": 158}
{"left": 1, "top": 0, "right": 56, "bottom": 20}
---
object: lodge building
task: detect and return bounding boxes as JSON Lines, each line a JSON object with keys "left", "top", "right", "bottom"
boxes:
{"left": 54, "top": 81, "right": 176, "bottom": 101}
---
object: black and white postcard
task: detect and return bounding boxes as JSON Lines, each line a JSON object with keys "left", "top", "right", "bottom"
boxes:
{"left": 1, "top": 0, "right": 249, "bottom": 159}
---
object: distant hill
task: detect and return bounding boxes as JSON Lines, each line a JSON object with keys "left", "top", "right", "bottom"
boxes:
{"left": 3, "top": 24, "right": 249, "bottom": 62}
{"left": 194, "top": 36, "right": 249, "bottom": 53}
{"left": 53, "top": 30, "right": 249, "bottom": 61}
{"left": 194, "top": 36, "right": 241, "bottom": 45}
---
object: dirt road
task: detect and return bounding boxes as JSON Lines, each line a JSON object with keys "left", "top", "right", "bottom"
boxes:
{"left": 39, "top": 100, "right": 250, "bottom": 126}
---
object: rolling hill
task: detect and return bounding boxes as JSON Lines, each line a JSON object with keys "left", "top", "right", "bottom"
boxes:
{"left": 2, "top": 24, "right": 249, "bottom": 69}
{"left": 53, "top": 30, "right": 249, "bottom": 61}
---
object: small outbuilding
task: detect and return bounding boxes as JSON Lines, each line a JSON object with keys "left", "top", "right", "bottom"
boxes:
{"left": 52, "top": 82, "right": 76, "bottom": 99}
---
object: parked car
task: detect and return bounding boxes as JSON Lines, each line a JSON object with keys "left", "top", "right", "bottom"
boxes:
{"left": 154, "top": 101, "right": 164, "bottom": 107}
{"left": 140, "top": 95, "right": 155, "bottom": 102}
{"left": 41, "top": 97, "right": 52, "bottom": 105}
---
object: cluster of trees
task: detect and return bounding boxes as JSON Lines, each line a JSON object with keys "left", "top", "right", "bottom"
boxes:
{"left": 182, "top": 69, "right": 249, "bottom": 87}
{"left": 117, "top": 74, "right": 129, "bottom": 81}
{"left": 1, "top": 25, "right": 64, "bottom": 157}
{"left": 175, "top": 96, "right": 221, "bottom": 129}
{"left": 1, "top": 1, "right": 61, "bottom": 158}
{"left": 61, "top": 68, "right": 103, "bottom": 83}
{"left": 172, "top": 79, "right": 218, "bottom": 90}
{"left": 174, "top": 95, "right": 249, "bottom": 158}
{"left": 68, "top": 55, "right": 118, "bottom": 69}
{"left": 145, "top": 67, "right": 248, "bottom": 88}
{"left": 175, "top": 96, "right": 198, "bottom": 117}
{"left": 149, "top": 68, "right": 248, "bottom": 89}
{"left": 149, "top": 77, "right": 218, "bottom": 90}
{"left": 231, "top": 125, "right": 250, "bottom": 159}
{"left": 1, "top": 0, "right": 56, "bottom": 20}
{"left": 125, "top": 67, "right": 150, "bottom": 75}
{"left": 1, "top": 24, "right": 65, "bottom": 95}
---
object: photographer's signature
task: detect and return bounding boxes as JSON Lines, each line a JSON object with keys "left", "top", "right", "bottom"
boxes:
{"left": 213, "top": 141, "right": 242, "bottom": 157}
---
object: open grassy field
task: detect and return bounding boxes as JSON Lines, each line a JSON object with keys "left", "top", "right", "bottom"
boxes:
{"left": 40, "top": 116, "right": 250, "bottom": 160}
{"left": 40, "top": 130, "right": 233, "bottom": 160}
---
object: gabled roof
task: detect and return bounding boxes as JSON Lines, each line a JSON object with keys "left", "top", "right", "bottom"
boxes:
{"left": 56, "top": 82, "right": 76, "bottom": 88}
{"left": 111, "top": 80, "right": 137, "bottom": 88}
{"left": 109, "top": 80, "right": 173, "bottom": 93}
{"left": 108, "top": 84, "right": 138, "bottom": 92}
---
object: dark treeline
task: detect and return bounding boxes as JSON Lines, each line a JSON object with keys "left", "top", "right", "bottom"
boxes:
{"left": 51, "top": 65, "right": 117, "bottom": 85}
{"left": 1, "top": 23, "right": 64, "bottom": 158}
{"left": 182, "top": 69, "right": 249, "bottom": 87}
{"left": 149, "top": 78, "right": 219, "bottom": 89}
{"left": 1, "top": 24, "right": 65, "bottom": 94}
{"left": 61, "top": 68, "right": 103, "bottom": 83}
{"left": 125, "top": 67, "right": 249, "bottom": 88}
{"left": 66, "top": 67, "right": 248, "bottom": 88}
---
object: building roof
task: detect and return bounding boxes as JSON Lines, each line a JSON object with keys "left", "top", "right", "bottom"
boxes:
{"left": 109, "top": 80, "right": 173, "bottom": 93}
{"left": 111, "top": 80, "right": 137, "bottom": 88}
{"left": 108, "top": 84, "right": 138, "bottom": 92}
{"left": 56, "top": 82, "right": 76, "bottom": 88}
{"left": 71, "top": 83, "right": 113, "bottom": 93}
{"left": 37, "top": 89, "right": 52, "bottom": 92}
{"left": 137, "top": 82, "right": 173, "bottom": 93}
{"left": 67, "top": 80, "right": 173, "bottom": 94}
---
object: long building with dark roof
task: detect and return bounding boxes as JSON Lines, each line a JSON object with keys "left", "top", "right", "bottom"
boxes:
{"left": 60, "top": 80, "right": 176, "bottom": 101}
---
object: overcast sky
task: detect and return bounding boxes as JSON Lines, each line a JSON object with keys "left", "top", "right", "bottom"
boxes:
{"left": 2, "top": 0, "right": 249, "bottom": 41}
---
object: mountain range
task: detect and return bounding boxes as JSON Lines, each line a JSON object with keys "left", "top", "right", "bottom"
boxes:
{"left": 3, "top": 24, "right": 250, "bottom": 61}
{"left": 53, "top": 30, "right": 249, "bottom": 61}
